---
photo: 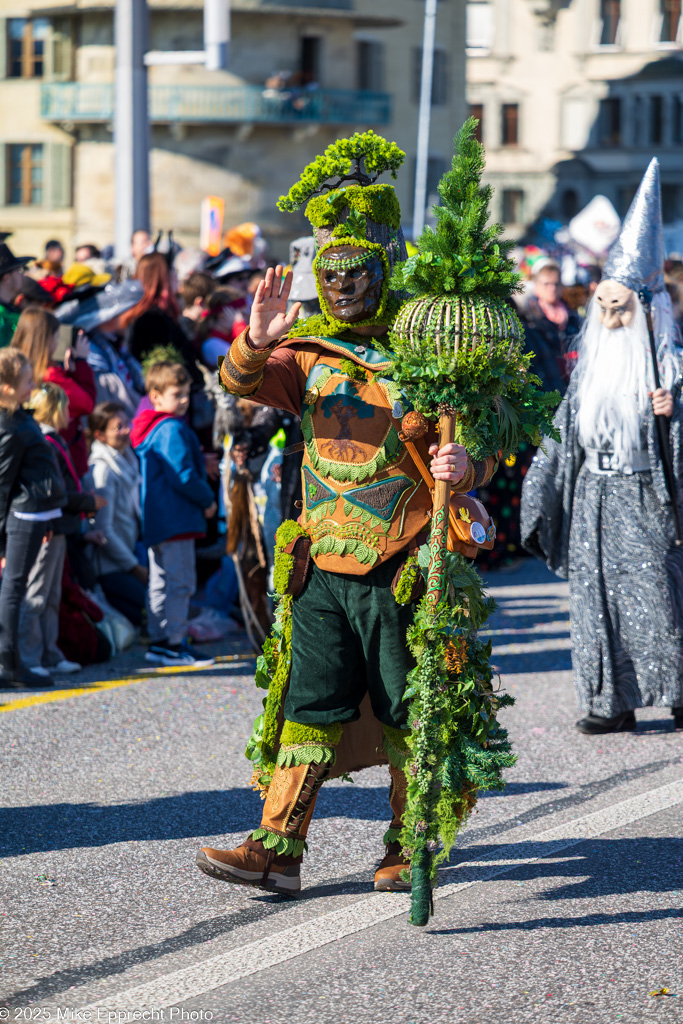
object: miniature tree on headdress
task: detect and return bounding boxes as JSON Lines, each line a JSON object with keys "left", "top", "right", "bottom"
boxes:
{"left": 276, "top": 131, "right": 405, "bottom": 212}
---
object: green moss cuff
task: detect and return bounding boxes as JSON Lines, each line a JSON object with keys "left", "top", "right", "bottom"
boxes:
{"left": 280, "top": 720, "right": 343, "bottom": 747}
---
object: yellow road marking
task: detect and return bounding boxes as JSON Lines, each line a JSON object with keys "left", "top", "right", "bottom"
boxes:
{"left": 0, "top": 653, "right": 256, "bottom": 714}
{"left": 0, "top": 677, "right": 141, "bottom": 713}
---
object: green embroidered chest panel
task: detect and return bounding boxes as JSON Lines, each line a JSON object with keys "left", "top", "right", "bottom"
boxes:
{"left": 296, "top": 341, "right": 433, "bottom": 575}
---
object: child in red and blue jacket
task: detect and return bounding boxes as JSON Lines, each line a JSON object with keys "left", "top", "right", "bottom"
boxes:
{"left": 131, "top": 362, "right": 216, "bottom": 668}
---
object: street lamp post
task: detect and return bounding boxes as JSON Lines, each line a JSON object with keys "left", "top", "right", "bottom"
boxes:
{"left": 114, "top": 0, "right": 150, "bottom": 261}
{"left": 204, "top": 0, "right": 231, "bottom": 71}
{"left": 412, "top": 0, "right": 437, "bottom": 242}
{"left": 114, "top": 0, "right": 230, "bottom": 261}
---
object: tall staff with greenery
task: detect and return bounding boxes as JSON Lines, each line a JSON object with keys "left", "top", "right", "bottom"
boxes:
{"left": 385, "top": 118, "right": 560, "bottom": 924}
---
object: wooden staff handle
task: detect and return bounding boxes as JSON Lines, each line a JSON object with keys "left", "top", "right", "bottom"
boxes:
{"left": 426, "top": 413, "right": 458, "bottom": 611}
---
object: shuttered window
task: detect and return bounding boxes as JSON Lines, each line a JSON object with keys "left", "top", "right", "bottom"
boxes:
{"left": 7, "top": 18, "right": 49, "bottom": 78}
{"left": 7, "top": 144, "right": 44, "bottom": 205}
{"left": 501, "top": 103, "right": 519, "bottom": 146}
{"left": 660, "top": 0, "right": 681, "bottom": 42}
{"left": 357, "top": 41, "right": 385, "bottom": 92}
{"left": 4, "top": 143, "right": 71, "bottom": 208}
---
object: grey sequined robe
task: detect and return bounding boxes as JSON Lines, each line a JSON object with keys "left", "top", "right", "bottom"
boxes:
{"left": 521, "top": 379, "right": 683, "bottom": 716}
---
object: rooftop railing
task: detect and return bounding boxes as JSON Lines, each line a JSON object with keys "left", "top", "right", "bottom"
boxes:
{"left": 40, "top": 82, "right": 391, "bottom": 126}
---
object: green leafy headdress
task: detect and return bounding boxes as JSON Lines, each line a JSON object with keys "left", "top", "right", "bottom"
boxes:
{"left": 277, "top": 131, "right": 408, "bottom": 334}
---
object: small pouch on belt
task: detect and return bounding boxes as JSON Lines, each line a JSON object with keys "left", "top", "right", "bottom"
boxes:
{"left": 368, "top": 377, "right": 497, "bottom": 560}
{"left": 391, "top": 549, "right": 426, "bottom": 603}
{"left": 447, "top": 493, "right": 496, "bottom": 559}
{"left": 392, "top": 420, "right": 496, "bottom": 559}
{"left": 274, "top": 528, "right": 313, "bottom": 598}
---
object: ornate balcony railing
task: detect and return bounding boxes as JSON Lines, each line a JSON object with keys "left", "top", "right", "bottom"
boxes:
{"left": 40, "top": 82, "right": 391, "bottom": 126}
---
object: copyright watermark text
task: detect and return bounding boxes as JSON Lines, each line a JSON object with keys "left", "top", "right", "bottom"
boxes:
{"left": 1, "top": 1011, "right": 213, "bottom": 1022}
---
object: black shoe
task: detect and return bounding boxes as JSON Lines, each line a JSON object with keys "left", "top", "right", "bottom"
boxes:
{"left": 575, "top": 710, "right": 636, "bottom": 735}
{"left": 0, "top": 665, "right": 54, "bottom": 689}
{"left": 144, "top": 641, "right": 214, "bottom": 669}
{"left": 672, "top": 707, "right": 683, "bottom": 730}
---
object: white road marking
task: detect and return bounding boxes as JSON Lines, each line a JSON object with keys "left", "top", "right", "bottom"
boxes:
{"left": 60, "top": 776, "right": 683, "bottom": 1016}
{"left": 492, "top": 637, "right": 573, "bottom": 655}
{"left": 486, "top": 582, "right": 567, "bottom": 598}
{"left": 481, "top": 620, "right": 570, "bottom": 637}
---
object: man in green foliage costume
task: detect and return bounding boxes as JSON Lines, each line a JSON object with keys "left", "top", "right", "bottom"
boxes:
{"left": 196, "top": 130, "right": 521, "bottom": 899}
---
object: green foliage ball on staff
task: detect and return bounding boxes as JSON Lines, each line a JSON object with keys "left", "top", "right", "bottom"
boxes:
{"left": 382, "top": 117, "right": 561, "bottom": 458}
{"left": 383, "top": 307, "right": 561, "bottom": 458}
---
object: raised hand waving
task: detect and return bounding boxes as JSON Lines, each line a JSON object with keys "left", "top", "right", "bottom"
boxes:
{"left": 249, "top": 265, "right": 302, "bottom": 349}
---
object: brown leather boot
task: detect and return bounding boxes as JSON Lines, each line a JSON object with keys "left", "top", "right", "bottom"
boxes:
{"left": 196, "top": 839, "right": 302, "bottom": 895}
{"left": 196, "top": 759, "right": 329, "bottom": 895}
{"left": 374, "top": 763, "right": 411, "bottom": 891}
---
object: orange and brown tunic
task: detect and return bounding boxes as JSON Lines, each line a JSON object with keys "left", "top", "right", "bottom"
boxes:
{"left": 220, "top": 328, "right": 497, "bottom": 575}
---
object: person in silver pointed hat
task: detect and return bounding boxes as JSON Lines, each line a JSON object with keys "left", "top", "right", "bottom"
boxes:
{"left": 521, "top": 158, "right": 683, "bottom": 734}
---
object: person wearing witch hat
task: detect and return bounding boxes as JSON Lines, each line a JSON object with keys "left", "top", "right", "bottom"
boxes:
{"left": 522, "top": 158, "right": 683, "bottom": 735}
{"left": 0, "top": 243, "right": 35, "bottom": 347}
{"left": 194, "top": 131, "right": 514, "bottom": 897}
{"left": 56, "top": 279, "right": 146, "bottom": 418}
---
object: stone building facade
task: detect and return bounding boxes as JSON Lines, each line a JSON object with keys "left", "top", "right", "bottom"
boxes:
{"left": 466, "top": 0, "right": 683, "bottom": 233}
{"left": 0, "top": 0, "right": 466, "bottom": 259}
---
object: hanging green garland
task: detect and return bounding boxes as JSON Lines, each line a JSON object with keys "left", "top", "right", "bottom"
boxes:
{"left": 399, "top": 546, "right": 516, "bottom": 897}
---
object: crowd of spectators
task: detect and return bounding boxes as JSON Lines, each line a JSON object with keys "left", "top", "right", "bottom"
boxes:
{"left": 1, "top": 225, "right": 682, "bottom": 686}
{"left": 0, "top": 226, "right": 296, "bottom": 689}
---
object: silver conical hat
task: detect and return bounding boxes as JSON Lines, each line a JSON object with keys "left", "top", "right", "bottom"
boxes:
{"left": 602, "top": 157, "right": 665, "bottom": 294}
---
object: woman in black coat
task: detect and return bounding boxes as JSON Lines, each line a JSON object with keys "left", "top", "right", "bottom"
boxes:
{"left": 0, "top": 351, "right": 66, "bottom": 687}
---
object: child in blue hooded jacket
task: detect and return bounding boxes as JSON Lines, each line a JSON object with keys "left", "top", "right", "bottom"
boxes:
{"left": 131, "top": 362, "right": 216, "bottom": 667}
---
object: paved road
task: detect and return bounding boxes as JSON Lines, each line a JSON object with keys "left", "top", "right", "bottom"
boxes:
{"left": 1, "top": 560, "right": 681, "bottom": 1024}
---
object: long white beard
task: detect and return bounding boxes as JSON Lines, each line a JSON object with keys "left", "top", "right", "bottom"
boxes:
{"left": 575, "top": 300, "right": 653, "bottom": 465}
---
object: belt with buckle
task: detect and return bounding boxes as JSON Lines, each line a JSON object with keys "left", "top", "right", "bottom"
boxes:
{"left": 584, "top": 448, "right": 650, "bottom": 475}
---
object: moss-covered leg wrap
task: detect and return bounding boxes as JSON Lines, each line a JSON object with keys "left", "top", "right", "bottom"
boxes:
{"left": 382, "top": 723, "right": 411, "bottom": 771}
{"left": 381, "top": 725, "right": 411, "bottom": 844}
{"left": 251, "top": 721, "right": 341, "bottom": 858}
{"left": 384, "top": 762, "right": 408, "bottom": 847}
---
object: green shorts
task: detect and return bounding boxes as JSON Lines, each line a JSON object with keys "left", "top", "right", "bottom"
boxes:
{"left": 284, "top": 552, "right": 416, "bottom": 729}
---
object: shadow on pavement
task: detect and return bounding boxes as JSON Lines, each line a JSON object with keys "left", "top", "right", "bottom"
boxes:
{"left": 10, "top": 835, "right": 681, "bottom": 1006}
{"left": 443, "top": 837, "right": 683, "bottom": 900}
{"left": 490, "top": 649, "right": 573, "bottom": 673}
{"left": 1, "top": 786, "right": 383, "bottom": 857}
{"left": 429, "top": 907, "right": 683, "bottom": 935}
{"left": 1, "top": 779, "right": 574, "bottom": 858}
{"left": 492, "top": 611, "right": 569, "bottom": 624}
